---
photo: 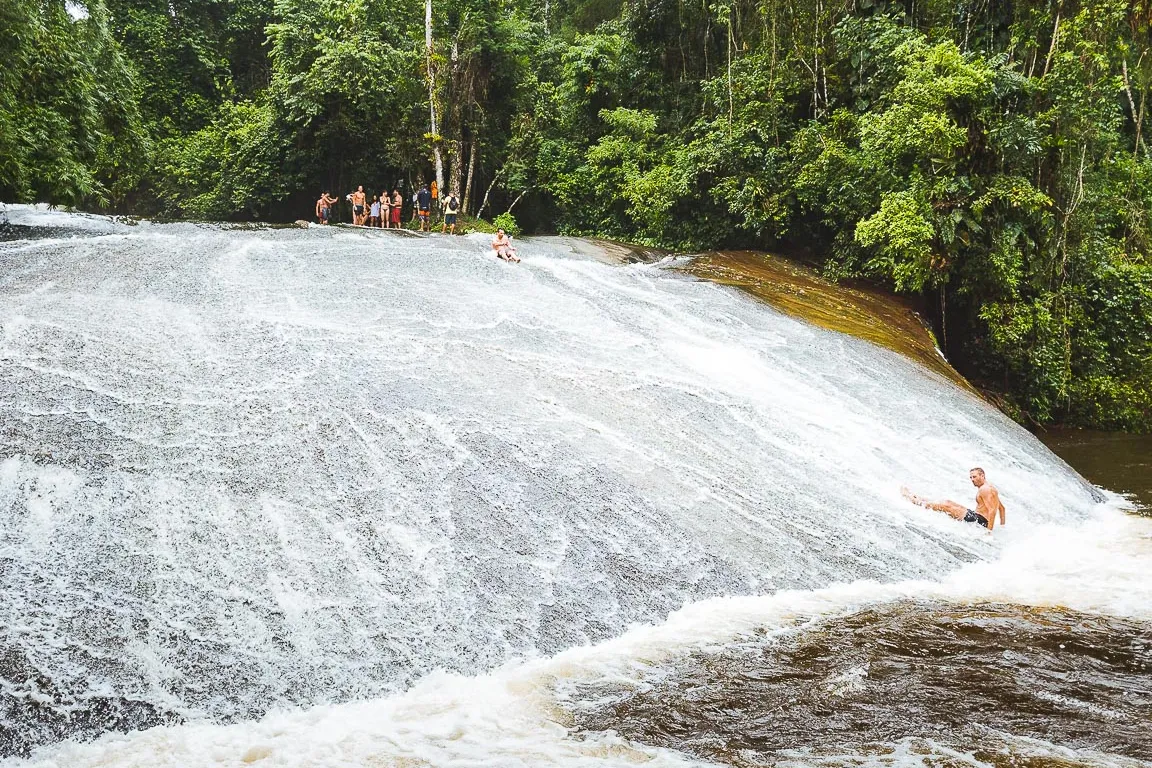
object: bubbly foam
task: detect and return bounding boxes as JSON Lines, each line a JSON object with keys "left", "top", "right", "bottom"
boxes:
{"left": 0, "top": 207, "right": 1135, "bottom": 765}
{"left": 1, "top": 204, "right": 131, "bottom": 236}
{"left": 9, "top": 506, "right": 1148, "bottom": 767}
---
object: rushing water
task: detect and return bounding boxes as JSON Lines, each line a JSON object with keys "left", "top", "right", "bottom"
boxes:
{"left": 565, "top": 600, "right": 1152, "bottom": 763}
{"left": 0, "top": 206, "right": 1148, "bottom": 767}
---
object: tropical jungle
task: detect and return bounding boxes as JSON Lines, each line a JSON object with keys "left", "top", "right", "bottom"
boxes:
{"left": 2, "top": 0, "right": 1151, "bottom": 431}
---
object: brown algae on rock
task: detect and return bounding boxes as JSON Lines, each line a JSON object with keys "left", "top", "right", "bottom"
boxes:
{"left": 682, "top": 251, "right": 972, "bottom": 392}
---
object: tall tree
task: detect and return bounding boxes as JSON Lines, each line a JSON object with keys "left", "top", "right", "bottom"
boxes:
{"left": 427, "top": 0, "right": 446, "bottom": 194}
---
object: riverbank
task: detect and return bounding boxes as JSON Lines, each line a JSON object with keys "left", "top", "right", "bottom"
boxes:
{"left": 1038, "top": 429, "right": 1152, "bottom": 513}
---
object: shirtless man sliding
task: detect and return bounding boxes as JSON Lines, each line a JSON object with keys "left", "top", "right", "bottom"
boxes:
{"left": 491, "top": 228, "right": 519, "bottom": 262}
{"left": 902, "top": 468, "right": 1006, "bottom": 531}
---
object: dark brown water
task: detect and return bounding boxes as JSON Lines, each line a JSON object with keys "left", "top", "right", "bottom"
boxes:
{"left": 1040, "top": 429, "right": 1152, "bottom": 513}
{"left": 563, "top": 600, "right": 1152, "bottom": 766}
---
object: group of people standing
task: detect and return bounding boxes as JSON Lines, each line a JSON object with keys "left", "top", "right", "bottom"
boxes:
{"left": 315, "top": 180, "right": 463, "bottom": 234}
{"left": 312, "top": 179, "right": 518, "bottom": 264}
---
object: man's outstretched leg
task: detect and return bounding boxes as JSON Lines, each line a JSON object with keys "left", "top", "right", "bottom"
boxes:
{"left": 901, "top": 487, "right": 968, "bottom": 521}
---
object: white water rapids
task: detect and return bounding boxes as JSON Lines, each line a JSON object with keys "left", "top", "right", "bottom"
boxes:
{"left": 0, "top": 206, "right": 1148, "bottom": 767}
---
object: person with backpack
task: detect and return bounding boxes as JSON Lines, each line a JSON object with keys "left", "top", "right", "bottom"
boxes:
{"left": 442, "top": 190, "right": 461, "bottom": 234}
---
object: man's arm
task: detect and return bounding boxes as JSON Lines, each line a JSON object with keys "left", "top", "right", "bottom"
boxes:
{"left": 978, "top": 485, "right": 1000, "bottom": 531}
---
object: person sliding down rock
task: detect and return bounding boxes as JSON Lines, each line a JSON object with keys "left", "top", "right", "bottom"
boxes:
{"left": 491, "top": 228, "right": 519, "bottom": 262}
{"left": 902, "top": 467, "right": 1006, "bottom": 531}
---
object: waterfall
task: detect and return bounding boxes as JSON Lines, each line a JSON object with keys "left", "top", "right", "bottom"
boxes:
{"left": 1, "top": 207, "right": 1144, "bottom": 767}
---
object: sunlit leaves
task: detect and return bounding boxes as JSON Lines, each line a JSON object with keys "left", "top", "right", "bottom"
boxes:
{"left": 856, "top": 190, "right": 936, "bottom": 291}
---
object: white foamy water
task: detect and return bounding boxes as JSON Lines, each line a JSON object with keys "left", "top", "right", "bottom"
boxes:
{"left": 10, "top": 511, "right": 1150, "bottom": 768}
{"left": 0, "top": 205, "right": 1143, "bottom": 767}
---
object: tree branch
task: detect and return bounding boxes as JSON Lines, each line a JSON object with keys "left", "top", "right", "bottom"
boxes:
{"left": 475, "top": 167, "right": 506, "bottom": 219}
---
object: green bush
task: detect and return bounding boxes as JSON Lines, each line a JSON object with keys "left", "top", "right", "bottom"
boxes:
{"left": 492, "top": 212, "right": 521, "bottom": 236}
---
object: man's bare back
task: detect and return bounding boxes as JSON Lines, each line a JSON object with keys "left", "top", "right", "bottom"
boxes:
{"left": 901, "top": 468, "right": 1005, "bottom": 531}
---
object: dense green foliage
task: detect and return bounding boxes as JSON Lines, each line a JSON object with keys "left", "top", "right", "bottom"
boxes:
{"left": 1, "top": 0, "right": 145, "bottom": 204}
{"left": 2, "top": 0, "right": 1151, "bottom": 429}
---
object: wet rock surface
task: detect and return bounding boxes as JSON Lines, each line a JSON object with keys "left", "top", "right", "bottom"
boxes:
{"left": 0, "top": 641, "right": 180, "bottom": 757}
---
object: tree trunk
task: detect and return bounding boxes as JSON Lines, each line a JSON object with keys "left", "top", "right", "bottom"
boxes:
{"left": 462, "top": 139, "right": 478, "bottom": 214}
{"left": 451, "top": 136, "right": 465, "bottom": 197}
{"left": 1123, "top": 56, "right": 1149, "bottom": 156}
{"left": 477, "top": 167, "right": 505, "bottom": 219}
{"left": 447, "top": 37, "right": 463, "bottom": 196}
{"left": 425, "top": 0, "right": 445, "bottom": 194}
{"left": 702, "top": 0, "right": 710, "bottom": 78}
{"left": 506, "top": 187, "right": 531, "bottom": 214}
{"left": 726, "top": 3, "right": 733, "bottom": 129}
{"left": 1042, "top": 6, "right": 1062, "bottom": 78}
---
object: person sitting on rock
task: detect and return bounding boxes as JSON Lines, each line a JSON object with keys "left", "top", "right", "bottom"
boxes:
{"left": 902, "top": 468, "right": 1005, "bottom": 531}
{"left": 492, "top": 228, "right": 519, "bottom": 262}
